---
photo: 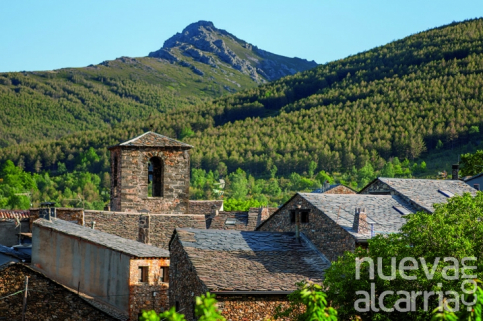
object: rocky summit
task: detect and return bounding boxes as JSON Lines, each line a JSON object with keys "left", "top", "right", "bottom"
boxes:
{"left": 148, "top": 21, "right": 318, "bottom": 83}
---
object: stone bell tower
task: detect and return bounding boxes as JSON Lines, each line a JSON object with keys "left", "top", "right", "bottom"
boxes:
{"left": 108, "top": 131, "right": 192, "bottom": 214}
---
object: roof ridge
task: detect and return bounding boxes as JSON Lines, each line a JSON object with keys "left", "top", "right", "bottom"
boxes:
{"left": 110, "top": 131, "right": 193, "bottom": 149}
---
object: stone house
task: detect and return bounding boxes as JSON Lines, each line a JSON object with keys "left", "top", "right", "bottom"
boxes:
{"left": 257, "top": 193, "right": 417, "bottom": 261}
{"left": 32, "top": 218, "right": 170, "bottom": 321}
{"left": 108, "top": 131, "right": 193, "bottom": 214}
{"left": 169, "top": 228, "right": 330, "bottom": 321}
{"left": 0, "top": 262, "right": 119, "bottom": 320}
{"left": 359, "top": 177, "right": 478, "bottom": 213}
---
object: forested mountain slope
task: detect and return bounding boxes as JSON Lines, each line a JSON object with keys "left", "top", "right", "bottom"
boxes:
{"left": 2, "top": 18, "right": 483, "bottom": 179}
{"left": 0, "top": 21, "right": 317, "bottom": 147}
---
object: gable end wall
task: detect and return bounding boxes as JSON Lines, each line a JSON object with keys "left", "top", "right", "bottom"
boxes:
{"left": 258, "top": 194, "right": 356, "bottom": 261}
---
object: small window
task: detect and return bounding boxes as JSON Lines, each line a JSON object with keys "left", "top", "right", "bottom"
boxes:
{"left": 301, "top": 211, "right": 309, "bottom": 223}
{"left": 393, "top": 206, "right": 411, "bottom": 215}
{"left": 290, "top": 210, "right": 296, "bottom": 224}
{"left": 439, "top": 190, "right": 454, "bottom": 198}
{"left": 474, "top": 184, "right": 480, "bottom": 191}
{"left": 139, "top": 266, "right": 149, "bottom": 283}
{"left": 176, "top": 301, "right": 180, "bottom": 312}
{"left": 159, "top": 266, "right": 169, "bottom": 283}
{"left": 225, "top": 218, "right": 236, "bottom": 225}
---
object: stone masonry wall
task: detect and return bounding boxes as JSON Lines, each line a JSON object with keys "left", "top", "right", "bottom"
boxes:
{"left": 29, "top": 207, "right": 84, "bottom": 230}
{"left": 217, "top": 295, "right": 292, "bottom": 321}
{"left": 0, "top": 263, "right": 116, "bottom": 321}
{"left": 257, "top": 194, "right": 356, "bottom": 261}
{"left": 111, "top": 146, "right": 190, "bottom": 214}
{"left": 84, "top": 210, "right": 206, "bottom": 250}
{"left": 169, "top": 235, "right": 208, "bottom": 320}
{"left": 129, "top": 258, "right": 170, "bottom": 320}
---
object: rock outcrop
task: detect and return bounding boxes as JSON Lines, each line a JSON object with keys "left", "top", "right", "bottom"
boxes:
{"left": 148, "top": 21, "right": 317, "bottom": 82}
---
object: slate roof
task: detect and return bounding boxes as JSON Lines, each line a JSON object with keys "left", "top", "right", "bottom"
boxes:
{"left": 34, "top": 218, "right": 169, "bottom": 258}
{"left": 363, "top": 178, "right": 478, "bottom": 212}
{"left": 108, "top": 131, "right": 193, "bottom": 149}
{"left": 174, "top": 228, "right": 330, "bottom": 292}
{"left": 205, "top": 208, "right": 279, "bottom": 230}
{"left": 206, "top": 211, "right": 251, "bottom": 230}
{"left": 0, "top": 263, "right": 125, "bottom": 320}
{"left": 0, "top": 210, "right": 30, "bottom": 220}
{"left": 298, "top": 193, "right": 418, "bottom": 240}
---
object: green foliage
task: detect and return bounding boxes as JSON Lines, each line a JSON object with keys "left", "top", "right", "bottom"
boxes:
{"left": 223, "top": 198, "right": 265, "bottom": 211}
{"left": 460, "top": 150, "right": 483, "bottom": 176}
{"left": 324, "top": 192, "right": 483, "bottom": 320}
{"left": 0, "top": 55, "right": 261, "bottom": 147}
{"left": 4, "top": 19, "right": 483, "bottom": 184}
{"left": 432, "top": 283, "right": 483, "bottom": 321}
{"left": 273, "top": 281, "right": 337, "bottom": 321}
{"left": 195, "top": 293, "right": 226, "bottom": 321}
{"left": 0, "top": 159, "right": 108, "bottom": 209}
{"left": 180, "top": 126, "right": 195, "bottom": 140}
{"left": 139, "top": 309, "right": 162, "bottom": 321}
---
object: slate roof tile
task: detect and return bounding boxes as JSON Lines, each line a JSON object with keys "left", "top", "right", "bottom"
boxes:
{"left": 175, "top": 228, "right": 329, "bottom": 292}
{"left": 34, "top": 218, "right": 169, "bottom": 258}
{"left": 109, "top": 131, "right": 192, "bottom": 149}
{"left": 376, "top": 178, "right": 477, "bottom": 212}
{"left": 298, "top": 193, "right": 418, "bottom": 239}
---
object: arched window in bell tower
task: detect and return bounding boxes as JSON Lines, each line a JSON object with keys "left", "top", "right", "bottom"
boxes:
{"left": 113, "top": 155, "right": 118, "bottom": 187}
{"left": 148, "top": 157, "right": 164, "bottom": 197}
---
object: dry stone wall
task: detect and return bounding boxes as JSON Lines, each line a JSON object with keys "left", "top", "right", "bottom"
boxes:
{"left": 217, "top": 295, "right": 292, "bottom": 321}
{"left": 257, "top": 194, "right": 356, "bottom": 261}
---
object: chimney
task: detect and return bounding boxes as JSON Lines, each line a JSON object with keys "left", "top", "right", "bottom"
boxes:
{"left": 353, "top": 208, "right": 370, "bottom": 234}
{"left": 452, "top": 164, "right": 459, "bottom": 180}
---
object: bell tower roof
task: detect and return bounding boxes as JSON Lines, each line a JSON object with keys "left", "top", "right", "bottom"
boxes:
{"left": 109, "top": 131, "right": 193, "bottom": 149}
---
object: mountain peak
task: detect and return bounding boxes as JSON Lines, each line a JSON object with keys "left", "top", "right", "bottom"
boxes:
{"left": 149, "top": 21, "right": 317, "bottom": 82}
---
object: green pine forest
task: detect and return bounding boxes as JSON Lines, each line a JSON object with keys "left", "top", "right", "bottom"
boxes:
{"left": 2, "top": 19, "right": 483, "bottom": 210}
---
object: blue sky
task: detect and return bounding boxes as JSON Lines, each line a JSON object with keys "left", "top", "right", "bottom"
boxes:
{"left": 1, "top": 0, "right": 482, "bottom": 72}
